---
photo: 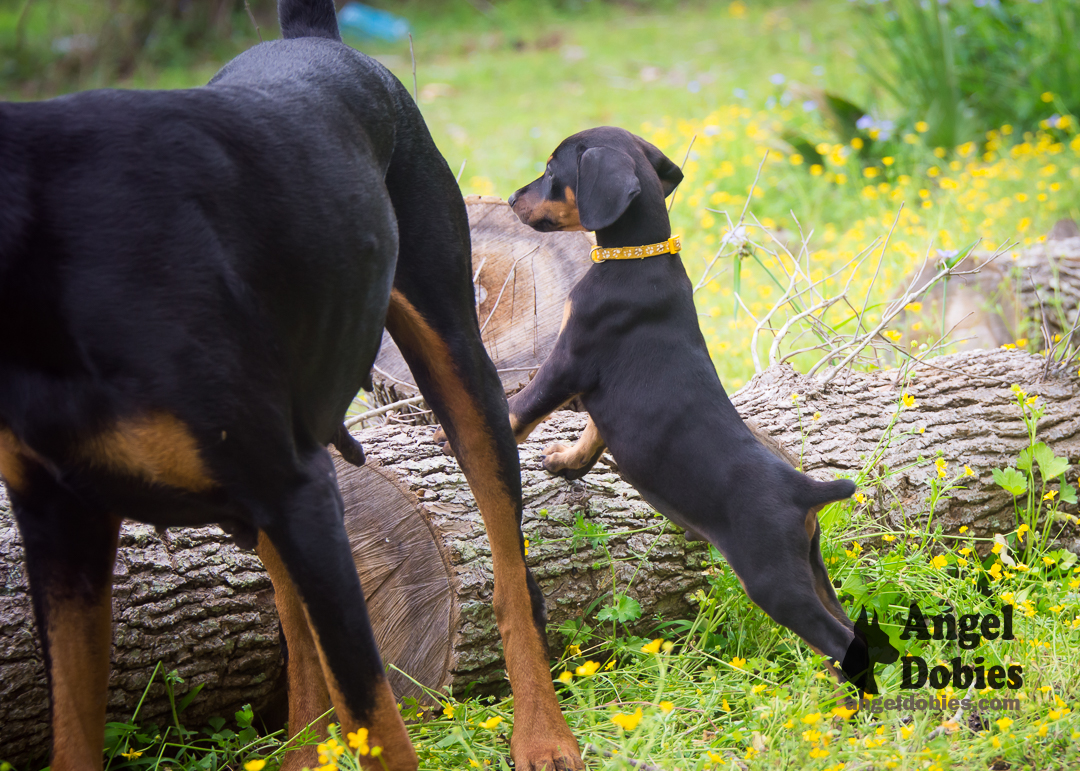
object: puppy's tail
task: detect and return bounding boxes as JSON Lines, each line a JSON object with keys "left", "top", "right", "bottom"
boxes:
{"left": 278, "top": 0, "right": 341, "bottom": 41}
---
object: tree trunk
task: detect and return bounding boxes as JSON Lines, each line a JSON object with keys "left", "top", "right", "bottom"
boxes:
{"left": 730, "top": 348, "right": 1080, "bottom": 547}
{"left": 0, "top": 414, "right": 711, "bottom": 763}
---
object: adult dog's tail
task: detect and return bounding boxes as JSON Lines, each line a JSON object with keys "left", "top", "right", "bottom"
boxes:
{"left": 279, "top": 0, "right": 341, "bottom": 41}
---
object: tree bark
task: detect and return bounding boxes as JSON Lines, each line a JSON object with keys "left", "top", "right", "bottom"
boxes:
{"left": 730, "top": 348, "right": 1080, "bottom": 546}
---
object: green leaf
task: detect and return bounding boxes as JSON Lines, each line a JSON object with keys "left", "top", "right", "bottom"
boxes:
{"left": 598, "top": 593, "right": 642, "bottom": 623}
{"left": 1017, "top": 447, "right": 1033, "bottom": 472}
{"left": 177, "top": 682, "right": 205, "bottom": 714}
{"left": 1032, "top": 442, "right": 1070, "bottom": 480}
{"left": 991, "top": 467, "right": 1028, "bottom": 496}
{"left": 1061, "top": 483, "right": 1078, "bottom": 505}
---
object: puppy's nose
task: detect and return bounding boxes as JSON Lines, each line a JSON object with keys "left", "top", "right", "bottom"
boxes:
{"left": 508, "top": 191, "right": 519, "bottom": 208}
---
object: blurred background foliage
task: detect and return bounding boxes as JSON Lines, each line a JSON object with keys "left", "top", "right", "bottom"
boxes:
{"left": 2, "top": 0, "right": 1077, "bottom": 388}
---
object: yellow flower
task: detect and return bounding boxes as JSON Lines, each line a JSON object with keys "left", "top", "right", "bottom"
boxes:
{"left": 660, "top": 700, "right": 675, "bottom": 714}
{"left": 641, "top": 638, "right": 664, "bottom": 654}
{"left": 730, "top": 656, "right": 746, "bottom": 669}
{"left": 935, "top": 457, "right": 947, "bottom": 477}
{"left": 1041, "top": 92, "right": 1054, "bottom": 103}
{"left": 121, "top": 750, "right": 144, "bottom": 760}
{"left": 244, "top": 761, "right": 267, "bottom": 771}
{"left": 524, "top": 538, "right": 529, "bottom": 556}
{"left": 566, "top": 644, "right": 581, "bottom": 657}
{"left": 443, "top": 702, "right": 456, "bottom": 718}
{"left": 751, "top": 684, "right": 767, "bottom": 695}
{"left": 855, "top": 492, "right": 867, "bottom": 504}
{"left": 996, "top": 717, "right": 1014, "bottom": 731}
{"left": 901, "top": 392, "right": 916, "bottom": 408}
{"left": 721, "top": 698, "right": 732, "bottom": 712}
{"left": 809, "top": 748, "right": 830, "bottom": 758}
{"left": 478, "top": 716, "right": 503, "bottom": 730}
{"left": 915, "top": 121, "right": 929, "bottom": 133}
{"left": 1017, "top": 524, "right": 1029, "bottom": 541}
{"left": 791, "top": 392, "right": 801, "bottom": 403}
{"left": 883, "top": 534, "right": 896, "bottom": 542}
{"left": 851, "top": 137, "right": 864, "bottom": 149}
{"left": 707, "top": 750, "right": 725, "bottom": 763}
{"left": 992, "top": 542, "right": 1004, "bottom": 555}
{"left": 932, "top": 554, "right": 948, "bottom": 569}
{"left": 964, "top": 466, "right": 975, "bottom": 477}
{"left": 813, "top": 411, "right": 821, "bottom": 421}
{"left": 832, "top": 705, "right": 857, "bottom": 719}
{"left": 802, "top": 712, "right": 822, "bottom": 724}
{"left": 883, "top": 156, "right": 895, "bottom": 166}
{"left": 884, "top": 330, "right": 903, "bottom": 342}
{"left": 904, "top": 302, "right": 923, "bottom": 312}
{"left": 1044, "top": 489, "right": 1057, "bottom": 501}
{"left": 900, "top": 726, "right": 914, "bottom": 739}
{"left": 611, "top": 707, "right": 643, "bottom": 731}
{"left": 348, "top": 728, "right": 370, "bottom": 754}
{"left": 790, "top": 153, "right": 804, "bottom": 165}
{"left": 576, "top": 660, "right": 600, "bottom": 677}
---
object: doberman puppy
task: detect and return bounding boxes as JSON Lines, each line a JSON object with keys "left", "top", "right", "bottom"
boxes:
{"left": 0, "top": 2, "right": 579, "bottom": 769}
{"left": 501, "top": 126, "right": 873, "bottom": 693}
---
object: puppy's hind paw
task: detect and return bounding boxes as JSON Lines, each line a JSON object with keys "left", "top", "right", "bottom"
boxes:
{"left": 431, "top": 426, "right": 456, "bottom": 457}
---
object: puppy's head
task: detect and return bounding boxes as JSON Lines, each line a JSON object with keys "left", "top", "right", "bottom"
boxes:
{"left": 508, "top": 127, "right": 684, "bottom": 233}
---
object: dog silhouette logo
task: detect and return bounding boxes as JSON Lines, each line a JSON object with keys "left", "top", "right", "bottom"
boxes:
{"left": 842, "top": 606, "right": 900, "bottom": 695}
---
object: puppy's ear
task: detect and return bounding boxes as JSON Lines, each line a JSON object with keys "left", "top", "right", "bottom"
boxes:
{"left": 634, "top": 136, "right": 684, "bottom": 197}
{"left": 577, "top": 146, "right": 641, "bottom": 231}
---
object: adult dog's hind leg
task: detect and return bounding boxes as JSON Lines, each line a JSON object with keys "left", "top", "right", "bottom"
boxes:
{"left": 11, "top": 468, "right": 120, "bottom": 771}
{"left": 256, "top": 449, "right": 415, "bottom": 771}
{"left": 383, "top": 106, "right": 582, "bottom": 770}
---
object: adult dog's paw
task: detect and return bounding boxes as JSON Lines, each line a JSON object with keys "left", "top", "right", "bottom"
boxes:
{"left": 511, "top": 731, "right": 584, "bottom": 771}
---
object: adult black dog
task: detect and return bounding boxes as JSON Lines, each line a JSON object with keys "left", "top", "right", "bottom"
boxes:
{"left": 0, "top": 3, "right": 580, "bottom": 769}
{"left": 502, "top": 126, "right": 872, "bottom": 694}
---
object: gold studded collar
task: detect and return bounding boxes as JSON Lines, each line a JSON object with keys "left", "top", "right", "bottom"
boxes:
{"left": 590, "top": 235, "right": 682, "bottom": 264}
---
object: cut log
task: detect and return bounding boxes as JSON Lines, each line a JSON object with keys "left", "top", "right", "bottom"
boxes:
{"left": 370, "top": 196, "right": 594, "bottom": 420}
{"left": 0, "top": 414, "right": 710, "bottom": 763}
{"left": 730, "top": 348, "right": 1080, "bottom": 545}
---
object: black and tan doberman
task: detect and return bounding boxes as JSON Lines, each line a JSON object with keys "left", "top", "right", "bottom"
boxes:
{"left": 498, "top": 126, "right": 872, "bottom": 693}
{"left": 0, "top": 2, "right": 579, "bottom": 769}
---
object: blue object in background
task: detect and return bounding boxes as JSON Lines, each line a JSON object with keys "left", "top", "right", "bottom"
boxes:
{"left": 338, "top": 3, "right": 410, "bottom": 43}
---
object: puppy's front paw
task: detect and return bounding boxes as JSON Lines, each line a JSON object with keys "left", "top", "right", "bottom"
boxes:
{"left": 431, "top": 427, "right": 455, "bottom": 457}
{"left": 541, "top": 443, "right": 589, "bottom": 480}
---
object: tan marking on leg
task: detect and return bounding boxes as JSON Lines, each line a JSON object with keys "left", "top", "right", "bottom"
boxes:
{"left": 0, "top": 427, "right": 30, "bottom": 492}
{"left": 259, "top": 534, "right": 416, "bottom": 770}
{"left": 805, "top": 509, "right": 818, "bottom": 539}
{"left": 387, "top": 290, "right": 581, "bottom": 770}
{"left": 543, "top": 417, "right": 605, "bottom": 473}
{"left": 257, "top": 534, "right": 331, "bottom": 770}
{"left": 48, "top": 516, "right": 120, "bottom": 771}
{"left": 79, "top": 413, "right": 215, "bottom": 492}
